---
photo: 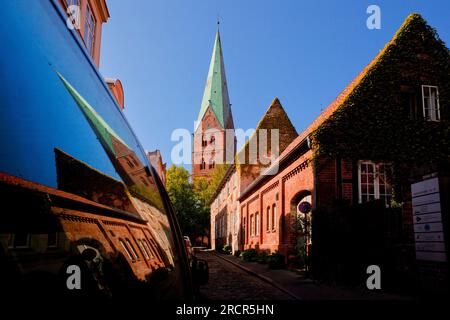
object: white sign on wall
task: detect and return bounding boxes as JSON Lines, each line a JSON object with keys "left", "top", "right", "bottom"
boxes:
{"left": 411, "top": 177, "right": 446, "bottom": 262}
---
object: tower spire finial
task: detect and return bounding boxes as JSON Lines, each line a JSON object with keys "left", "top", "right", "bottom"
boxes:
{"left": 216, "top": 13, "right": 220, "bottom": 31}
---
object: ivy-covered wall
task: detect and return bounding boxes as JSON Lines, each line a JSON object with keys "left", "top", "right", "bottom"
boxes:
{"left": 310, "top": 14, "right": 450, "bottom": 195}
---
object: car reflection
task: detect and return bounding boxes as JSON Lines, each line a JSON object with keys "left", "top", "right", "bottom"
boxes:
{"left": 0, "top": 72, "right": 184, "bottom": 298}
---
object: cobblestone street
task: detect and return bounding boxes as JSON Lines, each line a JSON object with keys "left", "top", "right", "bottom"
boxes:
{"left": 197, "top": 251, "right": 294, "bottom": 300}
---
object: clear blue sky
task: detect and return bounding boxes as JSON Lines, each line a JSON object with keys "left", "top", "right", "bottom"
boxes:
{"left": 99, "top": 0, "right": 450, "bottom": 169}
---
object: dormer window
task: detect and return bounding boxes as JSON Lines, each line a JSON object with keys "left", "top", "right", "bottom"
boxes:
{"left": 422, "top": 85, "right": 440, "bottom": 121}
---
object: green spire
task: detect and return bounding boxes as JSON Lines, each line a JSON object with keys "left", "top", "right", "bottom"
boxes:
{"left": 195, "top": 28, "right": 233, "bottom": 131}
{"left": 55, "top": 71, "right": 131, "bottom": 154}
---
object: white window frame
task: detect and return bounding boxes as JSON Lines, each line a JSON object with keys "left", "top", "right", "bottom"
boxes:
{"left": 358, "top": 161, "right": 392, "bottom": 207}
{"left": 127, "top": 240, "right": 139, "bottom": 260}
{"left": 137, "top": 239, "right": 150, "bottom": 260}
{"left": 84, "top": 2, "right": 96, "bottom": 56}
{"left": 266, "top": 207, "right": 271, "bottom": 232}
{"left": 119, "top": 240, "right": 134, "bottom": 261}
{"left": 421, "top": 85, "right": 440, "bottom": 121}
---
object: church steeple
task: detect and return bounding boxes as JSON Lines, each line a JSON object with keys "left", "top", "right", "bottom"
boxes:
{"left": 192, "top": 26, "right": 235, "bottom": 181}
{"left": 195, "top": 28, "right": 233, "bottom": 131}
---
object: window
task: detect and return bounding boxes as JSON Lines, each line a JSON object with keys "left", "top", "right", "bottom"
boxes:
{"left": 126, "top": 158, "right": 135, "bottom": 168}
{"left": 84, "top": 3, "right": 96, "bottom": 56}
{"left": 47, "top": 232, "right": 58, "bottom": 248}
{"left": 138, "top": 239, "right": 150, "bottom": 259}
{"left": 209, "top": 160, "right": 215, "bottom": 169}
{"left": 142, "top": 239, "right": 154, "bottom": 258}
{"left": 272, "top": 205, "right": 277, "bottom": 230}
{"left": 266, "top": 207, "right": 271, "bottom": 231}
{"left": 250, "top": 215, "right": 254, "bottom": 236}
{"left": 358, "top": 161, "right": 392, "bottom": 207}
{"left": 202, "top": 136, "right": 207, "bottom": 147}
{"left": 210, "top": 136, "right": 216, "bottom": 145}
{"left": 8, "top": 233, "right": 31, "bottom": 249}
{"left": 200, "top": 158, "right": 206, "bottom": 170}
{"left": 66, "top": 0, "right": 79, "bottom": 9}
{"left": 119, "top": 240, "right": 134, "bottom": 260}
{"left": 126, "top": 239, "right": 139, "bottom": 260}
{"left": 255, "top": 213, "right": 260, "bottom": 236}
{"left": 422, "top": 85, "right": 440, "bottom": 121}
{"left": 65, "top": 0, "right": 80, "bottom": 28}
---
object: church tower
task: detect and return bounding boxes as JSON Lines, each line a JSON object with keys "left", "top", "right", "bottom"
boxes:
{"left": 192, "top": 25, "right": 235, "bottom": 181}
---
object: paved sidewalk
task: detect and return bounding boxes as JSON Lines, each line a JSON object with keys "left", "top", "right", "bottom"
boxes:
{"left": 212, "top": 252, "right": 413, "bottom": 300}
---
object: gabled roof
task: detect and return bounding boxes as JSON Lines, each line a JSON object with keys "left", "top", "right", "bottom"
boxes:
{"left": 237, "top": 97, "right": 298, "bottom": 166}
{"left": 195, "top": 29, "right": 233, "bottom": 131}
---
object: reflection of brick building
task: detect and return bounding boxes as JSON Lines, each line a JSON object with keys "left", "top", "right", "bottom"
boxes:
{"left": 210, "top": 14, "right": 450, "bottom": 292}
{"left": 147, "top": 150, "right": 167, "bottom": 186}
{"left": 192, "top": 28, "right": 235, "bottom": 181}
{"left": 105, "top": 78, "right": 125, "bottom": 110}
{"left": 0, "top": 148, "right": 175, "bottom": 297}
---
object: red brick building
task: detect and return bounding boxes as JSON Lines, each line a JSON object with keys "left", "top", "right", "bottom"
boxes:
{"left": 213, "top": 14, "right": 450, "bottom": 292}
{"left": 147, "top": 149, "right": 167, "bottom": 186}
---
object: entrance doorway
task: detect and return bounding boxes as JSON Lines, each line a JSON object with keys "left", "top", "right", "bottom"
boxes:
{"left": 290, "top": 191, "right": 312, "bottom": 275}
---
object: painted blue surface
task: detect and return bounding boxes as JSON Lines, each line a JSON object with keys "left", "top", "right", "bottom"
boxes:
{"left": 0, "top": 0, "right": 150, "bottom": 188}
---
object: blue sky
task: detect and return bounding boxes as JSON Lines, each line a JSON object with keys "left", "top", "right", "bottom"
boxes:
{"left": 99, "top": 0, "right": 450, "bottom": 169}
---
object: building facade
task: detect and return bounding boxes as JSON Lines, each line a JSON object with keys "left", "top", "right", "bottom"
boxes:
{"left": 210, "top": 98, "right": 298, "bottom": 253}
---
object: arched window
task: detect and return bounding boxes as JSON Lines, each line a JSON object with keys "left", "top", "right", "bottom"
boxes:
{"left": 255, "top": 212, "right": 260, "bottom": 236}
{"left": 200, "top": 158, "right": 206, "bottom": 170}
{"left": 210, "top": 135, "right": 216, "bottom": 145}
{"left": 272, "top": 204, "right": 277, "bottom": 230}
{"left": 126, "top": 239, "right": 139, "bottom": 260}
{"left": 266, "top": 207, "right": 271, "bottom": 231}
{"left": 119, "top": 239, "right": 135, "bottom": 261}
{"left": 126, "top": 158, "right": 135, "bottom": 168}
